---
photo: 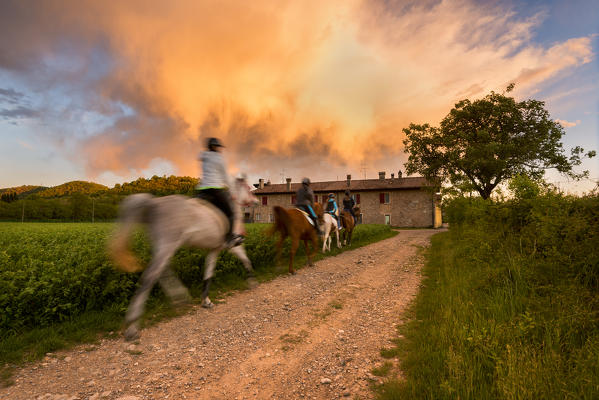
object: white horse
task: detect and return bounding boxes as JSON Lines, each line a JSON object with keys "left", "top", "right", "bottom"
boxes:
{"left": 109, "top": 176, "right": 258, "bottom": 341}
{"left": 322, "top": 213, "right": 342, "bottom": 252}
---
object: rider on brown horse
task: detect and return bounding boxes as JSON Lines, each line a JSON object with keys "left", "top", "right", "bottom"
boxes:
{"left": 342, "top": 189, "right": 357, "bottom": 225}
{"left": 295, "top": 177, "right": 322, "bottom": 235}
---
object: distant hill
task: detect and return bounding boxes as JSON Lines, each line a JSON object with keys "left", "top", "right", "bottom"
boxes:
{"left": 0, "top": 185, "right": 47, "bottom": 197}
{"left": 37, "top": 181, "right": 109, "bottom": 197}
{"left": 110, "top": 175, "right": 198, "bottom": 195}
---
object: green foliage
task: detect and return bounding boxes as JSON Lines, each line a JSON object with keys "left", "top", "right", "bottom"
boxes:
{"left": 0, "top": 223, "right": 394, "bottom": 369}
{"left": 0, "top": 176, "right": 200, "bottom": 222}
{"left": 109, "top": 175, "right": 198, "bottom": 196}
{"left": 37, "top": 181, "right": 108, "bottom": 198}
{"left": 382, "top": 191, "right": 599, "bottom": 399}
{"left": 402, "top": 86, "right": 596, "bottom": 199}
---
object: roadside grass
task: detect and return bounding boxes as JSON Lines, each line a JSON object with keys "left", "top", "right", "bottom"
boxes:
{"left": 374, "top": 192, "right": 599, "bottom": 399}
{"left": 0, "top": 222, "right": 396, "bottom": 386}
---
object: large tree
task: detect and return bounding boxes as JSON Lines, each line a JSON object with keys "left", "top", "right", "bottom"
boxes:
{"left": 402, "top": 86, "right": 595, "bottom": 199}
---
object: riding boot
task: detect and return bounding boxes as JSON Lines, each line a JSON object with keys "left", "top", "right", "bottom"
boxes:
{"left": 225, "top": 215, "right": 244, "bottom": 248}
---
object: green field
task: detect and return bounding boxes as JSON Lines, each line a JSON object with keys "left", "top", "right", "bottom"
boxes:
{"left": 376, "top": 189, "right": 599, "bottom": 399}
{"left": 0, "top": 222, "right": 395, "bottom": 382}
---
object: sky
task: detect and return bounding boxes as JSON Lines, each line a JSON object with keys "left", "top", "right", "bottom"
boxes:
{"left": 0, "top": 0, "right": 597, "bottom": 193}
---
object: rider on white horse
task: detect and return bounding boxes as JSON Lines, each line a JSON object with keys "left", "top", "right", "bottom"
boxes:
{"left": 325, "top": 193, "right": 342, "bottom": 231}
{"left": 195, "top": 137, "right": 244, "bottom": 248}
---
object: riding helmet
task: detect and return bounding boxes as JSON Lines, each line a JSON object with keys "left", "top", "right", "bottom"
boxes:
{"left": 206, "top": 137, "right": 224, "bottom": 150}
{"left": 302, "top": 177, "right": 311, "bottom": 185}
{"left": 345, "top": 189, "right": 350, "bottom": 196}
{"left": 328, "top": 193, "right": 335, "bottom": 198}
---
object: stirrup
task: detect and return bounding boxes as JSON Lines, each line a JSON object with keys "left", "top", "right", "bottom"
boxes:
{"left": 226, "top": 234, "right": 244, "bottom": 248}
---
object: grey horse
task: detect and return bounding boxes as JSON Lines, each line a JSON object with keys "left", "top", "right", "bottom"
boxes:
{"left": 109, "top": 177, "right": 258, "bottom": 341}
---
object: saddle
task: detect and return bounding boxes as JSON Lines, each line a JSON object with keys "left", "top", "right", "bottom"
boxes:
{"left": 295, "top": 208, "right": 315, "bottom": 226}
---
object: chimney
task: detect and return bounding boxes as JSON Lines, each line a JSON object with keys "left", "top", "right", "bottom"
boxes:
{"left": 286, "top": 178, "right": 292, "bottom": 191}
{"left": 391, "top": 173, "right": 395, "bottom": 179}
{"left": 346, "top": 174, "right": 351, "bottom": 187}
{"left": 378, "top": 171, "right": 386, "bottom": 180}
{"left": 398, "top": 170, "right": 403, "bottom": 179}
{"left": 258, "top": 178, "right": 264, "bottom": 189}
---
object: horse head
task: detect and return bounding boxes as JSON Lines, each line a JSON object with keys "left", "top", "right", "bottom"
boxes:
{"left": 313, "top": 202, "right": 325, "bottom": 224}
{"left": 231, "top": 175, "right": 259, "bottom": 207}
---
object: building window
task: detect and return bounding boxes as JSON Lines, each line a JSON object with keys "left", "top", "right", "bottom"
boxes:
{"left": 291, "top": 195, "right": 296, "bottom": 204}
{"left": 358, "top": 213, "right": 363, "bottom": 224}
{"left": 352, "top": 194, "right": 360, "bottom": 204}
{"left": 379, "top": 193, "right": 390, "bottom": 204}
{"left": 261, "top": 196, "right": 268, "bottom": 206}
{"left": 385, "top": 214, "right": 391, "bottom": 225}
{"left": 314, "top": 195, "right": 318, "bottom": 203}
{"left": 255, "top": 213, "right": 261, "bottom": 221}
{"left": 269, "top": 213, "right": 274, "bottom": 222}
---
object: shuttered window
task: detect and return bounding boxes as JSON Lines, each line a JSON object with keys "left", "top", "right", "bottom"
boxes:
{"left": 291, "top": 195, "right": 296, "bottom": 204}
{"left": 262, "top": 196, "right": 268, "bottom": 205}
{"left": 379, "top": 193, "right": 385, "bottom": 203}
{"left": 314, "top": 195, "right": 318, "bottom": 203}
{"left": 356, "top": 193, "right": 360, "bottom": 204}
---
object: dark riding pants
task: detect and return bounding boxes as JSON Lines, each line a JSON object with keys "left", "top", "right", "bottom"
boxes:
{"left": 344, "top": 208, "right": 357, "bottom": 224}
{"left": 195, "top": 188, "right": 234, "bottom": 235}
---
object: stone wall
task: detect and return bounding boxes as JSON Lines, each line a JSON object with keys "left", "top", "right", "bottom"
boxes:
{"left": 245, "top": 188, "right": 439, "bottom": 228}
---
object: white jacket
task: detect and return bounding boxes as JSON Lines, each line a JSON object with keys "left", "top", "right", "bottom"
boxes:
{"left": 197, "top": 151, "right": 228, "bottom": 189}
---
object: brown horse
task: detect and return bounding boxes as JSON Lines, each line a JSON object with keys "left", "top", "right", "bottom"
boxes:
{"left": 269, "top": 203, "right": 324, "bottom": 274}
{"left": 340, "top": 206, "right": 360, "bottom": 246}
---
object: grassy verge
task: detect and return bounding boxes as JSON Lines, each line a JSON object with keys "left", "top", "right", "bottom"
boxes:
{"left": 0, "top": 223, "right": 395, "bottom": 386}
{"left": 374, "top": 192, "right": 599, "bottom": 399}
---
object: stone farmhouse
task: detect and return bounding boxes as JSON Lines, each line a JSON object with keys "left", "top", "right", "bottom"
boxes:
{"left": 244, "top": 172, "right": 442, "bottom": 228}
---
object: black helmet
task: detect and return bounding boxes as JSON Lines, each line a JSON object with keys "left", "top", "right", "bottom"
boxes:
{"left": 328, "top": 193, "right": 335, "bottom": 198}
{"left": 302, "top": 177, "right": 310, "bottom": 185}
{"left": 344, "top": 189, "right": 350, "bottom": 196}
{"left": 206, "top": 137, "right": 224, "bottom": 150}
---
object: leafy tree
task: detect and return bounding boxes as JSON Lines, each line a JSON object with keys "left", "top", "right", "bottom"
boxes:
{"left": 402, "top": 85, "right": 596, "bottom": 199}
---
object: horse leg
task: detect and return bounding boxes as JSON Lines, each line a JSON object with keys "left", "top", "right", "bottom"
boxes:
{"left": 335, "top": 228, "right": 341, "bottom": 249}
{"left": 124, "top": 246, "right": 174, "bottom": 341}
{"left": 289, "top": 236, "right": 299, "bottom": 274}
{"left": 158, "top": 267, "right": 191, "bottom": 305}
{"left": 275, "top": 235, "right": 285, "bottom": 266}
{"left": 229, "top": 245, "right": 258, "bottom": 288}
{"left": 309, "top": 233, "right": 318, "bottom": 265}
{"left": 201, "top": 250, "right": 219, "bottom": 308}
{"left": 304, "top": 238, "right": 312, "bottom": 266}
{"left": 322, "top": 223, "right": 330, "bottom": 252}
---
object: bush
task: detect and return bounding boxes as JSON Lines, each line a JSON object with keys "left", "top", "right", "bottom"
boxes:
{"left": 0, "top": 222, "right": 393, "bottom": 337}
{"left": 389, "top": 190, "right": 599, "bottom": 399}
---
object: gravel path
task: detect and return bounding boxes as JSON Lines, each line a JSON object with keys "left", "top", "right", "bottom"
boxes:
{"left": 2, "top": 229, "right": 439, "bottom": 400}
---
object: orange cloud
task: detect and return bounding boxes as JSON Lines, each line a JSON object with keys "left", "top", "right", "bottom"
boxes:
{"left": 0, "top": 0, "right": 594, "bottom": 182}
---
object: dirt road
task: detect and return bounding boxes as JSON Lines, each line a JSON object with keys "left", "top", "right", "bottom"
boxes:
{"left": 2, "top": 229, "right": 439, "bottom": 400}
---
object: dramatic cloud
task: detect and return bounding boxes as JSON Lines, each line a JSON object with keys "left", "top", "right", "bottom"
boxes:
{"left": 555, "top": 119, "right": 580, "bottom": 128}
{"left": 0, "top": 0, "right": 594, "bottom": 183}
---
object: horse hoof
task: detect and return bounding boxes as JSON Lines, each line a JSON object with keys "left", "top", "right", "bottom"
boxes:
{"left": 247, "top": 277, "right": 259, "bottom": 288}
{"left": 124, "top": 326, "right": 140, "bottom": 342}
{"left": 201, "top": 299, "right": 214, "bottom": 309}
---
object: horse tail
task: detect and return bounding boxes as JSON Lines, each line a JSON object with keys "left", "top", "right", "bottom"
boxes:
{"left": 268, "top": 206, "right": 290, "bottom": 237}
{"left": 108, "top": 193, "right": 154, "bottom": 273}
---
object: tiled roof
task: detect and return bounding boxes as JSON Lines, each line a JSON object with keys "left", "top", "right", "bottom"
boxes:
{"left": 252, "top": 177, "right": 433, "bottom": 194}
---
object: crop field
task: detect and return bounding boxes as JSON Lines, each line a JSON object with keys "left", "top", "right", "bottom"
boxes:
{"left": 0, "top": 222, "right": 394, "bottom": 338}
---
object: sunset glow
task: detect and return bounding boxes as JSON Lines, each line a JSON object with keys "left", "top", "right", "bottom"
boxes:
{"left": 0, "top": 0, "right": 597, "bottom": 190}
